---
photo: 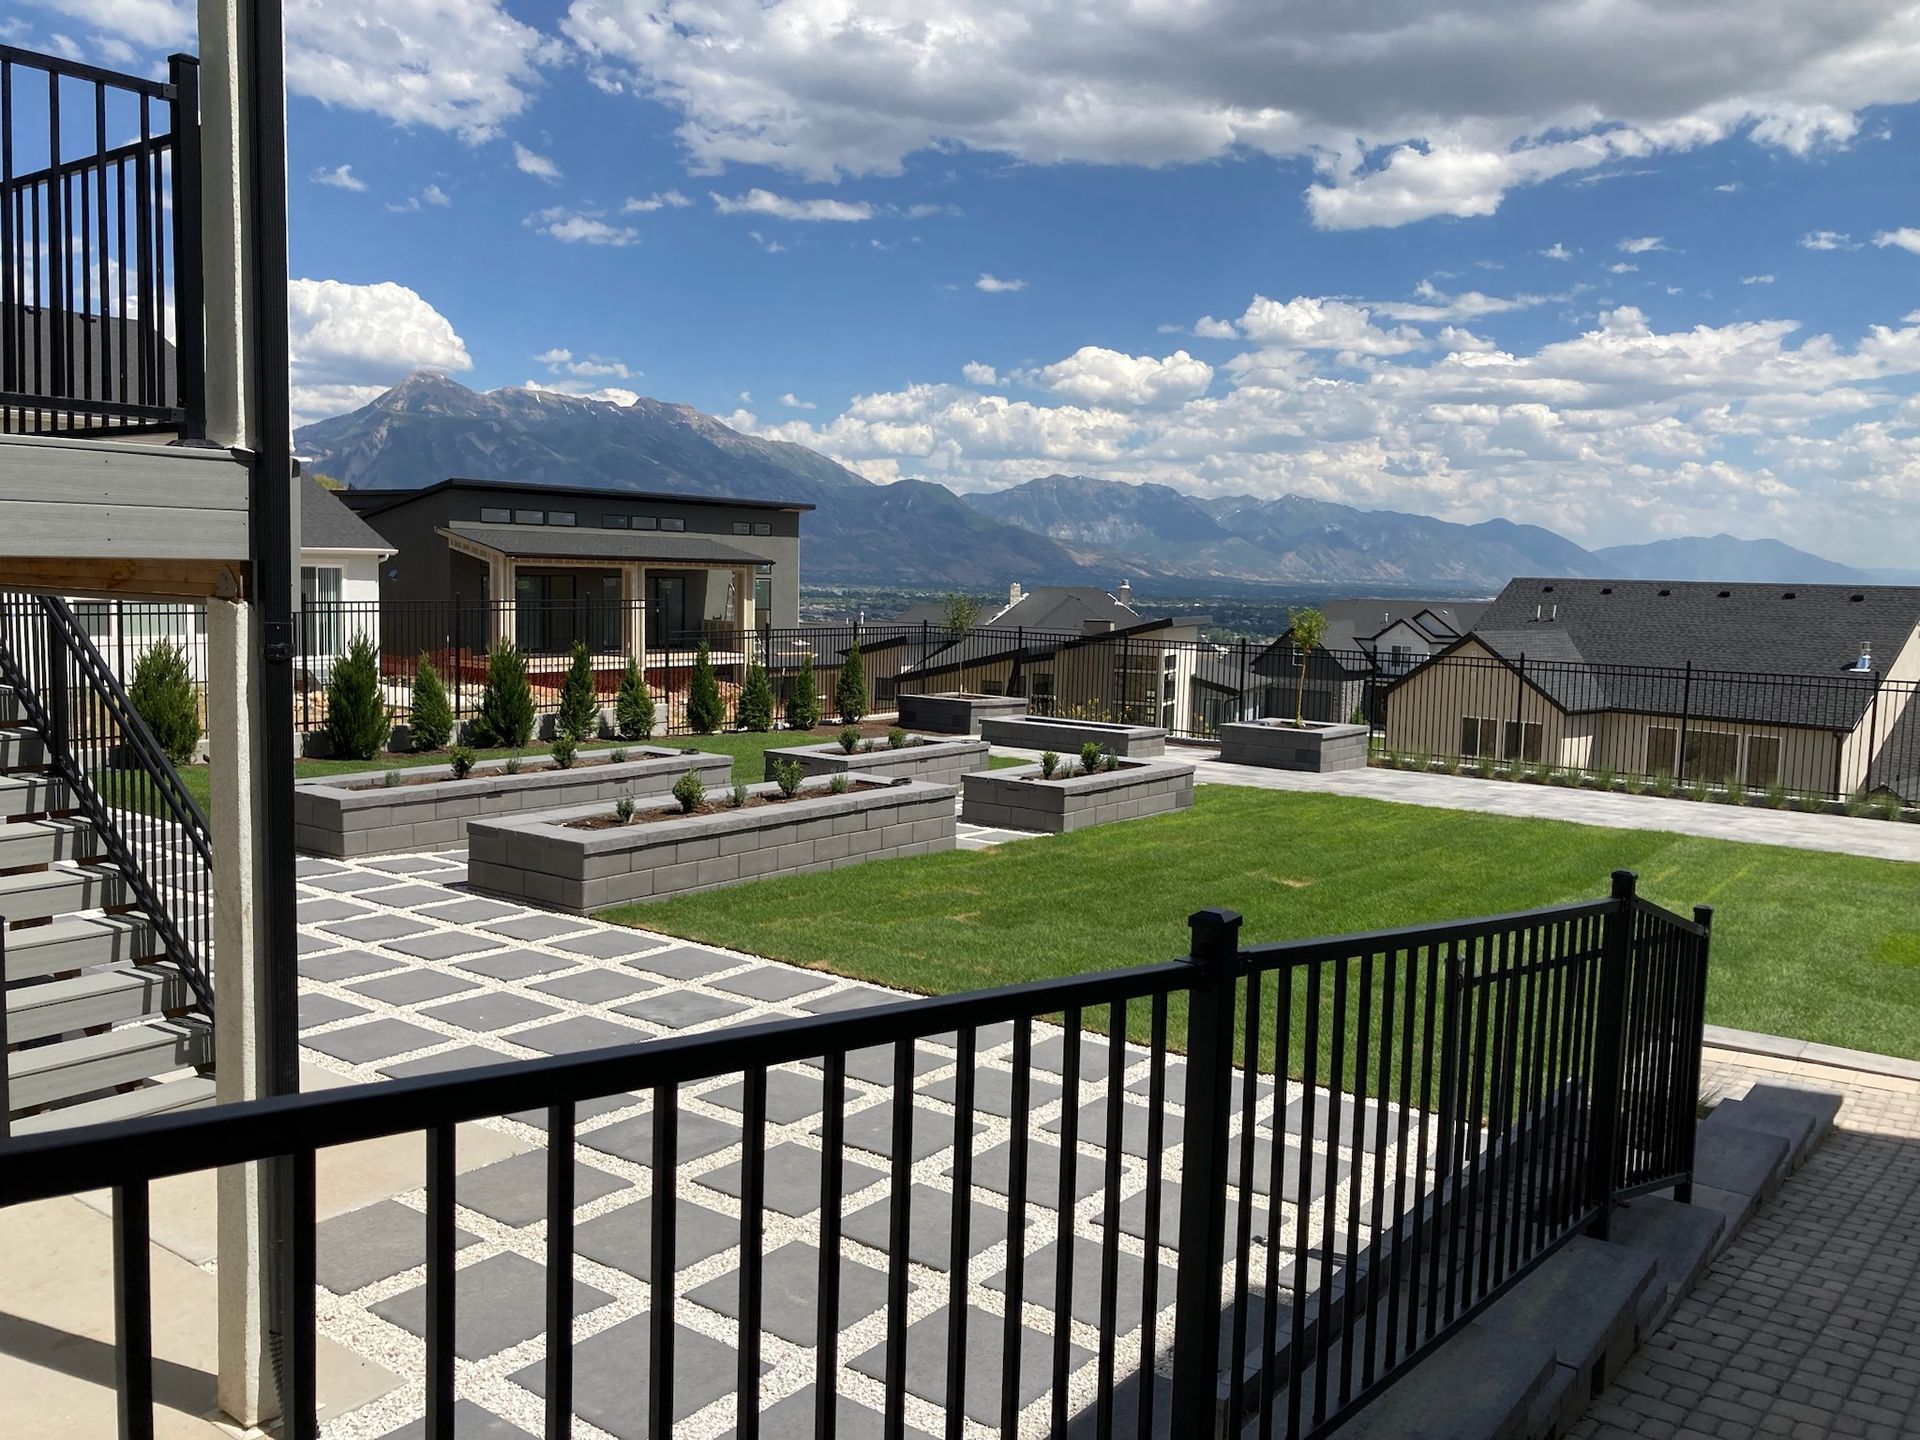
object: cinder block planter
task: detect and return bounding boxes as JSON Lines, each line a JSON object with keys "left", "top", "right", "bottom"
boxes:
{"left": 961, "top": 757, "right": 1194, "bottom": 834}
{"left": 1217, "top": 719, "right": 1370, "bottom": 772}
{"left": 897, "top": 692, "right": 1027, "bottom": 735}
{"left": 293, "top": 746, "right": 732, "bottom": 858}
{"left": 978, "top": 715, "right": 1168, "bottom": 757}
{"left": 466, "top": 775, "right": 959, "bottom": 913}
{"left": 763, "top": 735, "right": 990, "bottom": 788}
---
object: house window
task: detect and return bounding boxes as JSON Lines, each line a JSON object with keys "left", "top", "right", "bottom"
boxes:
{"left": 875, "top": 675, "right": 898, "bottom": 703}
{"left": 549, "top": 511, "right": 576, "bottom": 526}
{"left": 753, "top": 522, "right": 772, "bottom": 536}
{"left": 732, "top": 521, "right": 752, "bottom": 535}
{"left": 1646, "top": 725, "right": 1678, "bottom": 777}
{"left": 603, "top": 514, "right": 630, "bottom": 528}
{"left": 1746, "top": 735, "right": 1781, "bottom": 788}
{"left": 1028, "top": 672, "right": 1054, "bottom": 715}
{"left": 660, "top": 517, "right": 687, "bottom": 532}
{"left": 753, "top": 567, "right": 773, "bottom": 627}
{"left": 982, "top": 679, "right": 1005, "bottom": 696}
{"left": 479, "top": 506, "right": 511, "bottom": 524}
{"left": 1685, "top": 730, "right": 1739, "bottom": 784}
{"left": 1460, "top": 715, "right": 1499, "bottom": 758}
{"left": 633, "top": 516, "right": 658, "bottom": 530}
{"left": 513, "top": 509, "right": 545, "bottom": 525}
{"left": 300, "top": 565, "right": 345, "bottom": 656}
{"left": 1503, "top": 720, "right": 1544, "bottom": 763}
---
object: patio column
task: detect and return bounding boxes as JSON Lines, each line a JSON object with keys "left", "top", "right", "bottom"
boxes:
{"left": 620, "top": 562, "right": 642, "bottom": 659}
{"left": 737, "top": 564, "right": 757, "bottom": 635}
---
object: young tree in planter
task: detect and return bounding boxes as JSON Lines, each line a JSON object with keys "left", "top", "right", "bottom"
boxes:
{"left": 129, "top": 639, "right": 201, "bottom": 766}
{"left": 785, "top": 652, "right": 820, "bottom": 731}
{"left": 737, "top": 658, "right": 774, "bottom": 732}
{"left": 835, "top": 642, "right": 867, "bottom": 725}
{"left": 1286, "top": 605, "right": 1328, "bottom": 726}
{"left": 614, "top": 653, "right": 655, "bottom": 740}
{"left": 326, "top": 633, "right": 391, "bottom": 760}
{"left": 941, "top": 592, "right": 983, "bottom": 636}
{"left": 408, "top": 653, "right": 455, "bottom": 751}
{"left": 686, "top": 640, "right": 725, "bottom": 734}
{"left": 556, "top": 640, "right": 600, "bottom": 742}
{"left": 473, "top": 642, "right": 536, "bottom": 748}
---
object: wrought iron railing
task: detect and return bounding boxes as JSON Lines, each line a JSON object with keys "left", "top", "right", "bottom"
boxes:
{"left": 0, "top": 592, "right": 213, "bottom": 1013}
{"left": 0, "top": 44, "right": 203, "bottom": 437}
{"left": 0, "top": 877, "right": 1707, "bottom": 1439}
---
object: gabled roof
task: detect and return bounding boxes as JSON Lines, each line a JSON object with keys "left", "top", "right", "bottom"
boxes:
{"left": 907, "top": 612, "right": 1186, "bottom": 680}
{"left": 302, "top": 477, "right": 394, "bottom": 554}
{"left": 983, "top": 585, "right": 1141, "bottom": 633}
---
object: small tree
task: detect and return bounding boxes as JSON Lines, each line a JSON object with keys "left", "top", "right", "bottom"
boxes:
{"left": 686, "top": 641, "right": 724, "bottom": 734}
{"left": 615, "top": 654, "right": 655, "bottom": 740}
{"left": 556, "top": 640, "right": 599, "bottom": 742}
{"left": 408, "top": 653, "right": 454, "bottom": 751}
{"left": 129, "top": 639, "right": 201, "bottom": 766}
{"left": 785, "top": 652, "right": 820, "bottom": 731}
{"left": 737, "top": 659, "right": 774, "bottom": 732}
{"left": 325, "top": 633, "right": 391, "bottom": 760}
{"left": 941, "top": 592, "right": 983, "bottom": 636}
{"left": 1286, "top": 605, "right": 1328, "bottom": 726}
{"left": 473, "top": 642, "right": 536, "bottom": 748}
{"left": 835, "top": 642, "right": 867, "bottom": 725}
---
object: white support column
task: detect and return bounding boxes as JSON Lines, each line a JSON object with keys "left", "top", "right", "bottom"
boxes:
{"left": 737, "top": 564, "right": 757, "bottom": 637}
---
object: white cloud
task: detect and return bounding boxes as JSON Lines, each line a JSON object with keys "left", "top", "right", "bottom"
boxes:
{"left": 287, "top": 278, "right": 471, "bottom": 425}
{"left": 961, "top": 362, "right": 998, "bottom": 386}
{"left": 423, "top": 184, "right": 452, "bottom": 207}
{"left": 1235, "top": 295, "right": 1425, "bottom": 356}
{"left": 311, "top": 163, "right": 365, "bottom": 191}
{"left": 1031, "top": 347, "right": 1213, "bottom": 408}
{"left": 747, "top": 230, "right": 787, "bottom": 253}
{"left": 780, "top": 392, "right": 817, "bottom": 409}
{"left": 526, "top": 206, "right": 638, "bottom": 245}
{"left": 975, "top": 273, "right": 1027, "bottom": 293}
{"left": 624, "top": 189, "right": 692, "bottom": 212}
{"left": 1741, "top": 274, "right": 1776, "bottom": 284}
{"left": 1800, "top": 230, "right": 1856, "bottom": 250}
{"left": 562, "top": 0, "right": 1920, "bottom": 228}
{"left": 514, "top": 143, "right": 562, "bottom": 182}
{"left": 1872, "top": 228, "right": 1920, "bottom": 254}
{"left": 1374, "top": 279, "right": 1545, "bottom": 323}
{"left": 1192, "top": 315, "right": 1239, "bottom": 339}
{"left": 1608, "top": 261, "right": 1639, "bottom": 274}
{"left": 710, "top": 188, "right": 873, "bottom": 221}
{"left": 1617, "top": 235, "right": 1668, "bottom": 254}
{"left": 387, "top": 183, "right": 452, "bottom": 213}
{"left": 1541, "top": 243, "right": 1573, "bottom": 261}
{"left": 1715, "top": 181, "right": 1743, "bottom": 193}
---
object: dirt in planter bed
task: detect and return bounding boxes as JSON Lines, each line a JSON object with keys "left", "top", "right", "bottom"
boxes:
{"left": 342, "top": 754, "right": 631, "bottom": 791}
{"left": 563, "top": 781, "right": 891, "bottom": 829}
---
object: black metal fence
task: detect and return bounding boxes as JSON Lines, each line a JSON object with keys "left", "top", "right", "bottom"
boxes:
{"left": 0, "top": 44, "right": 203, "bottom": 438}
{"left": 0, "top": 877, "right": 1709, "bottom": 1439}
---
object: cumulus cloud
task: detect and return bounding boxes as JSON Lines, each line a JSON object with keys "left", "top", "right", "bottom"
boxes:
{"left": 961, "top": 362, "right": 998, "bottom": 386}
{"left": 624, "top": 190, "right": 691, "bottom": 212}
{"left": 525, "top": 206, "right": 639, "bottom": 245}
{"left": 1800, "top": 230, "right": 1856, "bottom": 250}
{"left": 514, "top": 143, "right": 562, "bottom": 181}
{"left": 1235, "top": 295, "right": 1425, "bottom": 356}
{"left": 780, "top": 392, "right": 817, "bottom": 409}
{"left": 311, "top": 163, "right": 365, "bottom": 191}
{"left": 288, "top": 278, "right": 472, "bottom": 425}
{"left": 1192, "top": 315, "right": 1239, "bottom": 339}
{"left": 711, "top": 188, "right": 873, "bottom": 221}
{"left": 975, "top": 273, "right": 1027, "bottom": 293}
{"left": 561, "top": 0, "right": 1920, "bottom": 227}
{"left": 1374, "top": 280, "right": 1546, "bottom": 323}
{"left": 1617, "top": 236, "right": 1668, "bottom": 253}
{"left": 1541, "top": 243, "right": 1573, "bottom": 260}
{"left": 1608, "top": 261, "right": 1638, "bottom": 274}
{"left": 1031, "top": 347, "right": 1214, "bottom": 408}
{"left": 1742, "top": 274, "right": 1776, "bottom": 284}
{"left": 1873, "top": 228, "right": 1920, "bottom": 254}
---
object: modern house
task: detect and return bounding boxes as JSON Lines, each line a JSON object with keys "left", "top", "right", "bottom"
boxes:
{"left": 1244, "top": 597, "right": 1486, "bottom": 726}
{"left": 1383, "top": 578, "right": 1920, "bottom": 795}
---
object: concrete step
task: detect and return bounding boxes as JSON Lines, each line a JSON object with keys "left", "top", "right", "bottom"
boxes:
{"left": 0, "top": 862, "right": 128, "bottom": 924}
{"left": 9, "top": 1073, "right": 216, "bottom": 1136}
{"left": 3, "top": 914, "right": 161, "bottom": 981}
{"left": 1605, "top": 1194, "right": 1724, "bottom": 1333}
{"left": 1723, "top": 1084, "right": 1843, "bottom": 1169}
{"left": 0, "top": 729, "right": 48, "bottom": 772}
{"left": 0, "top": 816, "right": 97, "bottom": 870}
{"left": 6, "top": 1015, "right": 211, "bottom": 1112}
{"left": 0, "top": 773, "right": 71, "bottom": 818}
{"left": 1320, "top": 1317, "right": 1557, "bottom": 1440}
{"left": 5, "top": 962, "right": 197, "bottom": 1043}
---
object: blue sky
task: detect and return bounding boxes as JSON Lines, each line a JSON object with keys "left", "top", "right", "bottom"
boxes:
{"left": 13, "top": 0, "right": 1920, "bottom": 564}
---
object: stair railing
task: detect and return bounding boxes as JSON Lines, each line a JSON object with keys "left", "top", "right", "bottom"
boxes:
{"left": 0, "top": 593, "right": 214, "bottom": 1015}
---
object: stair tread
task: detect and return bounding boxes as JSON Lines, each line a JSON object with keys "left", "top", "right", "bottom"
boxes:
{"left": 0, "top": 860, "right": 122, "bottom": 894}
{"left": 9, "top": 1075, "right": 217, "bottom": 1136}
{"left": 6, "top": 961, "right": 187, "bottom": 1014}
{"left": 8, "top": 1015, "right": 209, "bottom": 1079}
{"left": 6, "top": 912, "right": 154, "bottom": 949}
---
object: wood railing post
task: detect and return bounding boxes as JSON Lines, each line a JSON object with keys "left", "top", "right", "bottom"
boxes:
{"left": 1586, "top": 869, "right": 1636, "bottom": 1240}
{"left": 1170, "top": 906, "right": 1243, "bottom": 1436}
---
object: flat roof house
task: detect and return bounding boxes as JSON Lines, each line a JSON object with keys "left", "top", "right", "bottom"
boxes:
{"left": 1383, "top": 578, "right": 1920, "bottom": 797}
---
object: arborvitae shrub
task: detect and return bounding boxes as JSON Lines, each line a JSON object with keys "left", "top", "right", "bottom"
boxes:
{"left": 737, "top": 659, "right": 774, "bottom": 732}
{"left": 556, "top": 640, "right": 599, "bottom": 742}
{"left": 408, "top": 653, "right": 454, "bottom": 751}
{"left": 686, "top": 642, "right": 724, "bottom": 734}
{"left": 129, "top": 639, "right": 201, "bottom": 766}
{"left": 473, "top": 643, "right": 536, "bottom": 748}
{"left": 325, "top": 633, "right": 391, "bottom": 760}
{"left": 615, "top": 654, "right": 655, "bottom": 740}
{"left": 785, "top": 653, "right": 819, "bottom": 731}
{"left": 835, "top": 643, "right": 867, "bottom": 724}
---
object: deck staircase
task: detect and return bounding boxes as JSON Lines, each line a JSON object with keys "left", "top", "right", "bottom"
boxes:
{"left": 0, "top": 600, "right": 216, "bottom": 1136}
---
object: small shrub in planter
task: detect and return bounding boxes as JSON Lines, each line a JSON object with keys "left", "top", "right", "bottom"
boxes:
{"left": 1595, "top": 767, "right": 1617, "bottom": 793}
{"left": 887, "top": 728, "right": 908, "bottom": 750}
{"left": 504, "top": 754, "right": 523, "bottom": 775}
{"left": 1760, "top": 781, "right": 1787, "bottom": 809}
{"left": 737, "top": 659, "right": 775, "bottom": 733}
{"left": 1285, "top": 605, "right": 1328, "bottom": 724}
{"left": 828, "top": 773, "right": 853, "bottom": 794}
{"left": 771, "top": 757, "right": 804, "bottom": 798}
{"left": 672, "top": 767, "right": 707, "bottom": 813}
{"left": 1844, "top": 789, "right": 1872, "bottom": 817}
{"left": 731, "top": 781, "right": 749, "bottom": 809}
{"left": 1875, "top": 791, "right": 1904, "bottom": 822}
{"left": 1650, "top": 771, "right": 1675, "bottom": 797}
{"left": 1475, "top": 754, "right": 1495, "bottom": 780}
{"left": 1079, "top": 741, "right": 1104, "bottom": 776}
{"left": 785, "top": 653, "right": 820, "bottom": 731}
{"left": 409, "top": 653, "right": 455, "bottom": 752}
{"left": 1790, "top": 789, "right": 1820, "bottom": 813}
{"left": 1687, "top": 777, "right": 1710, "bottom": 804}
{"left": 835, "top": 642, "right": 867, "bottom": 724}
{"left": 557, "top": 641, "right": 600, "bottom": 743}
{"left": 1040, "top": 750, "right": 1058, "bottom": 778}
{"left": 129, "top": 639, "right": 201, "bottom": 765}
{"left": 839, "top": 727, "right": 860, "bottom": 754}
{"left": 382, "top": 768, "right": 402, "bottom": 788}
{"left": 325, "top": 633, "right": 391, "bottom": 761}
{"left": 1438, "top": 754, "right": 1460, "bottom": 775}
{"left": 474, "top": 643, "right": 536, "bottom": 749}
{"left": 610, "top": 746, "right": 627, "bottom": 764}
{"left": 1722, "top": 779, "right": 1746, "bottom": 807}
{"left": 550, "top": 735, "right": 578, "bottom": 769}
{"left": 686, "top": 642, "right": 724, "bottom": 735}
{"left": 1103, "top": 752, "right": 1122, "bottom": 773}
{"left": 615, "top": 654, "right": 656, "bottom": 740}
{"left": 615, "top": 795, "right": 636, "bottom": 825}
{"left": 448, "top": 744, "right": 476, "bottom": 779}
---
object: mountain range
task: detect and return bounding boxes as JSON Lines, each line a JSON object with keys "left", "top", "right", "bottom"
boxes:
{"left": 296, "top": 375, "right": 1883, "bottom": 592}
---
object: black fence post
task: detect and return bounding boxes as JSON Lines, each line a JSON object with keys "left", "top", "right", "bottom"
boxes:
{"left": 1675, "top": 661, "right": 1693, "bottom": 785}
{"left": 1675, "top": 904, "right": 1713, "bottom": 1205}
{"left": 1169, "top": 906, "right": 1243, "bottom": 1432}
{"left": 1238, "top": 636, "right": 1249, "bottom": 725}
{"left": 1586, "top": 869, "right": 1637, "bottom": 1240}
{"left": 0, "top": 921, "right": 9, "bottom": 1138}
{"left": 44, "top": 610, "right": 68, "bottom": 768}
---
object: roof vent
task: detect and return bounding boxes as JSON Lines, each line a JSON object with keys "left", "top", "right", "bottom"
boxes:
{"left": 1851, "top": 641, "right": 1874, "bottom": 673}
{"left": 1783, "top": 591, "right": 1797, "bottom": 600}
{"left": 1533, "top": 604, "right": 1542, "bottom": 621}
{"left": 1599, "top": 586, "right": 1613, "bottom": 595}
{"left": 1716, "top": 589, "right": 1730, "bottom": 598}
{"left": 1658, "top": 588, "right": 1671, "bottom": 597}
{"left": 1543, "top": 584, "right": 1555, "bottom": 593}
{"left": 1550, "top": 604, "right": 1558, "bottom": 620}
{"left": 1849, "top": 593, "right": 1864, "bottom": 603}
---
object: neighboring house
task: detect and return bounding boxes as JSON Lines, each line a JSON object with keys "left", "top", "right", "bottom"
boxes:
{"left": 1383, "top": 577, "right": 1920, "bottom": 795}
{"left": 1248, "top": 598, "right": 1486, "bottom": 725}
{"left": 896, "top": 581, "right": 1215, "bottom": 731}
{"left": 336, "top": 478, "right": 810, "bottom": 660}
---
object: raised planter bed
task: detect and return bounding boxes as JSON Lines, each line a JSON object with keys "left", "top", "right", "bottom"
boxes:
{"left": 763, "top": 734, "right": 990, "bottom": 787}
{"left": 978, "top": 715, "right": 1168, "bottom": 758}
{"left": 293, "top": 746, "right": 732, "bottom": 858}
{"left": 897, "top": 692, "right": 1027, "bottom": 735}
{"left": 961, "top": 757, "right": 1194, "bottom": 834}
{"left": 1217, "top": 719, "right": 1370, "bottom": 773}
{"left": 467, "top": 774, "right": 959, "bottom": 913}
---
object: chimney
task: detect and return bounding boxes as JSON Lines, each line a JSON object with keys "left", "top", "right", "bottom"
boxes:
{"left": 1008, "top": 581, "right": 1024, "bottom": 607}
{"left": 1117, "top": 579, "right": 1132, "bottom": 608}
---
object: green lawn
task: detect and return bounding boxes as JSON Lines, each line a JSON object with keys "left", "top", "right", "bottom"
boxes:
{"left": 601, "top": 785, "right": 1920, "bottom": 1062}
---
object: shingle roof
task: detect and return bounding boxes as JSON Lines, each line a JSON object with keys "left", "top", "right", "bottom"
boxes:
{"left": 1868, "top": 700, "right": 1920, "bottom": 802}
{"left": 302, "top": 477, "right": 393, "bottom": 553}
{"left": 441, "top": 523, "right": 767, "bottom": 566}
{"left": 985, "top": 586, "right": 1140, "bottom": 633}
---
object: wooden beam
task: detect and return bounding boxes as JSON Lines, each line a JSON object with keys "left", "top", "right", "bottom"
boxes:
{"left": 0, "top": 557, "right": 249, "bottom": 600}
